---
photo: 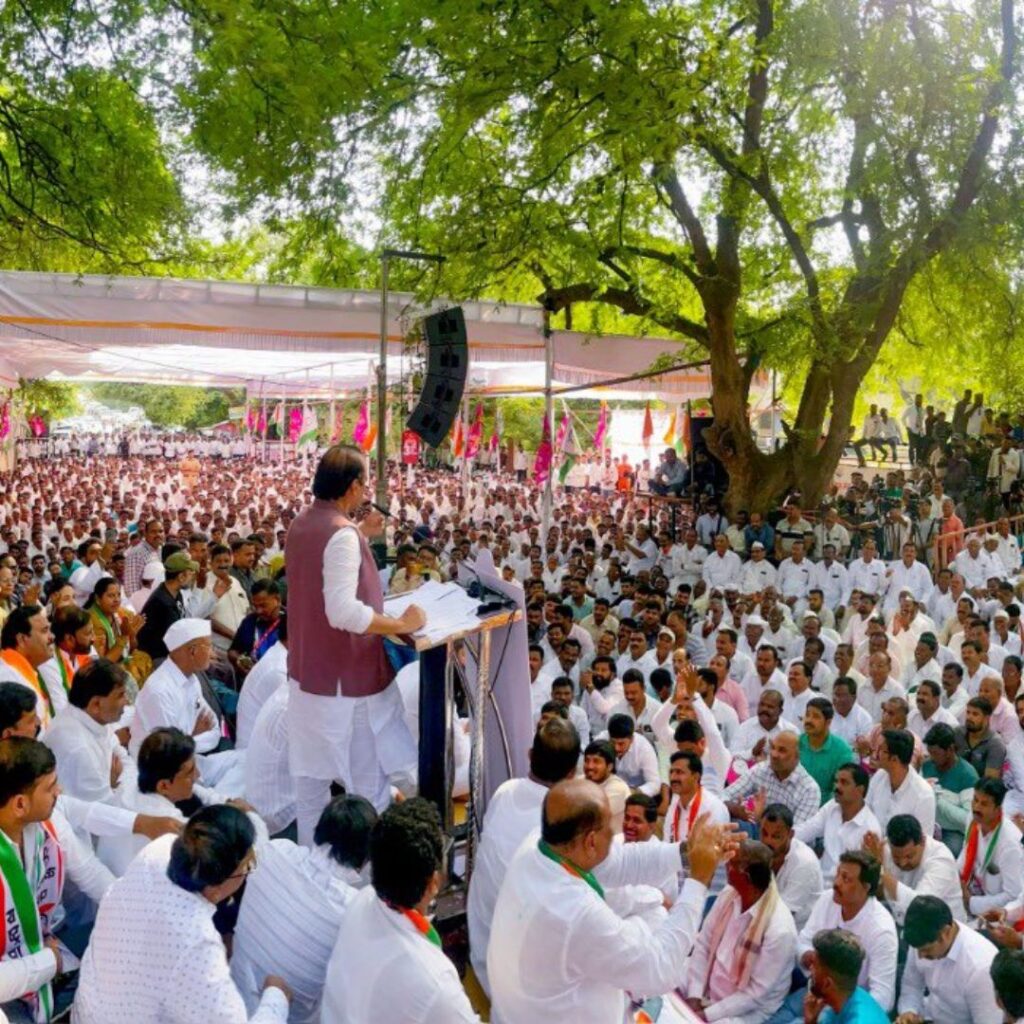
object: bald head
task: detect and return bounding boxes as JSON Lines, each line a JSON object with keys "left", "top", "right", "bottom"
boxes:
{"left": 541, "top": 779, "right": 609, "bottom": 847}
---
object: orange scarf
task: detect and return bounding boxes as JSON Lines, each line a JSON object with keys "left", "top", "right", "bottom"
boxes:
{"left": 671, "top": 786, "right": 702, "bottom": 843}
{"left": 960, "top": 813, "right": 1002, "bottom": 886}
{"left": 0, "top": 650, "right": 53, "bottom": 723}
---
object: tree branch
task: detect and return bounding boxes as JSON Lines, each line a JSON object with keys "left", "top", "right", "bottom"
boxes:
{"left": 650, "top": 164, "right": 714, "bottom": 276}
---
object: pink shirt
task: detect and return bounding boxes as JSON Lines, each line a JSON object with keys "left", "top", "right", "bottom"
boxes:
{"left": 716, "top": 677, "right": 750, "bottom": 722}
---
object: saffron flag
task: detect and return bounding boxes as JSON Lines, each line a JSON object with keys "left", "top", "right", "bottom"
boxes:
{"left": 360, "top": 421, "right": 378, "bottom": 453}
{"left": 452, "top": 416, "right": 465, "bottom": 458}
{"left": 662, "top": 408, "right": 677, "bottom": 446}
{"left": 641, "top": 402, "right": 654, "bottom": 447}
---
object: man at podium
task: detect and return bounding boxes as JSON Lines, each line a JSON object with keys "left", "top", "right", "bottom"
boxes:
{"left": 285, "top": 445, "right": 426, "bottom": 845}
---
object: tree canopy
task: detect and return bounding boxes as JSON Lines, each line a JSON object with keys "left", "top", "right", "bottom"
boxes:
{"left": 3, "top": 1, "right": 1023, "bottom": 507}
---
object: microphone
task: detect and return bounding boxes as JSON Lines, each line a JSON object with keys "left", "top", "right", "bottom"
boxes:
{"left": 369, "top": 501, "right": 395, "bottom": 521}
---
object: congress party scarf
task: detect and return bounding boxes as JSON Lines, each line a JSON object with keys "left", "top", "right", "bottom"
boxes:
{"left": 0, "top": 822, "right": 64, "bottom": 1022}
{"left": 670, "top": 786, "right": 702, "bottom": 844}
{"left": 960, "top": 813, "right": 1002, "bottom": 890}
{"left": 401, "top": 907, "right": 442, "bottom": 949}
{"left": 537, "top": 839, "right": 605, "bottom": 900}
{"left": 0, "top": 651, "right": 53, "bottom": 724}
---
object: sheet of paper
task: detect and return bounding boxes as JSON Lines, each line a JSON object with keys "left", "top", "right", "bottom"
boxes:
{"left": 384, "top": 580, "right": 483, "bottom": 644}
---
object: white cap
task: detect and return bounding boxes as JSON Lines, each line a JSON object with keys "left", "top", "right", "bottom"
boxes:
{"left": 141, "top": 561, "right": 165, "bottom": 584}
{"left": 898, "top": 586, "right": 915, "bottom": 597}
{"left": 68, "top": 566, "right": 93, "bottom": 600}
{"left": 751, "top": 541, "right": 765, "bottom": 550}
{"left": 746, "top": 614, "right": 767, "bottom": 628}
{"left": 163, "top": 618, "right": 211, "bottom": 651}
{"left": 802, "top": 610, "right": 820, "bottom": 620}
{"left": 994, "top": 608, "right": 1010, "bottom": 620}
{"left": 657, "top": 627, "right": 676, "bottom": 643}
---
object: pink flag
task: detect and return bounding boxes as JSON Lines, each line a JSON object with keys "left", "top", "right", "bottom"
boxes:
{"left": 533, "top": 414, "right": 553, "bottom": 484}
{"left": 554, "top": 408, "right": 570, "bottom": 452}
{"left": 288, "top": 407, "right": 303, "bottom": 443}
{"left": 465, "top": 403, "right": 484, "bottom": 460}
{"left": 592, "top": 401, "right": 608, "bottom": 450}
{"left": 352, "top": 399, "right": 370, "bottom": 445}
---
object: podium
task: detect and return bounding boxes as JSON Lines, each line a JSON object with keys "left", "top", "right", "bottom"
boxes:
{"left": 400, "top": 558, "right": 531, "bottom": 879}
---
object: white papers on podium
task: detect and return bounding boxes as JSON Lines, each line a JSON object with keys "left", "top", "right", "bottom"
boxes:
{"left": 383, "top": 580, "right": 482, "bottom": 645}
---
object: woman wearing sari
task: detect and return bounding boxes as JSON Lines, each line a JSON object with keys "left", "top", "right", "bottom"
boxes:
{"left": 87, "top": 577, "right": 152, "bottom": 689}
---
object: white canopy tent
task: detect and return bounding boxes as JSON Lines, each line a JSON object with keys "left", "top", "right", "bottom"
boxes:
{"left": 0, "top": 270, "right": 711, "bottom": 401}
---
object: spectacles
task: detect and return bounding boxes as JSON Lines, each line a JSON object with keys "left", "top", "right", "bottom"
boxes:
{"left": 228, "top": 851, "right": 258, "bottom": 880}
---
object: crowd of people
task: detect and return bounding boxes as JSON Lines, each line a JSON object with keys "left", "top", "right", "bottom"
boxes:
{"left": 0, "top": 416, "right": 1023, "bottom": 1024}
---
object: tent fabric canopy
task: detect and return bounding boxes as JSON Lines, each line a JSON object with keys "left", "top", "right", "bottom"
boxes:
{"left": 0, "top": 270, "right": 711, "bottom": 400}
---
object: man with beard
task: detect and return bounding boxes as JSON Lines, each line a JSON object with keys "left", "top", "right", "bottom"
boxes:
{"left": 730, "top": 690, "right": 799, "bottom": 764}
{"left": 581, "top": 739, "right": 630, "bottom": 833}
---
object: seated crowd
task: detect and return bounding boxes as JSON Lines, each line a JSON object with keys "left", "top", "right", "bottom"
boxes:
{"left": 0, "top": 425, "right": 1023, "bottom": 1024}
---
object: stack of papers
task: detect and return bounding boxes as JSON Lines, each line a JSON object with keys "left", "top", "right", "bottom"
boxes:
{"left": 383, "top": 580, "right": 483, "bottom": 645}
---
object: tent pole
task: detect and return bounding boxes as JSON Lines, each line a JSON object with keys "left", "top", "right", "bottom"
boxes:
{"left": 260, "top": 379, "right": 267, "bottom": 463}
{"left": 460, "top": 394, "right": 470, "bottom": 507}
{"left": 303, "top": 369, "right": 311, "bottom": 471}
{"left": 329, "top": 364, "right": 336, "bottom": 446}
{"left": 542, "top": 308, "right": 553, "bottom": 542}
{"left": 376, "top": 256, "right": 389, "bottom": 514}
{"left": 280, "top": 386, "right": 286, "bottom": 464}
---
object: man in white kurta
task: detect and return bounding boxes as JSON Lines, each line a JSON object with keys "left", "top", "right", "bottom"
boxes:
{"left": 235, "top": 635, "right": 288, "bottom": 750}
{"left": 467, "top": 718, "right": 580, "bottom": 995}
{"left": 488, "top": 777, "right": 730, "bottom": 1023}
{"left": 231, "top": 795, "right": 376, "bottom": 1024}
{"left": 75, "top": 809, "right": 289, "bottom": 1023}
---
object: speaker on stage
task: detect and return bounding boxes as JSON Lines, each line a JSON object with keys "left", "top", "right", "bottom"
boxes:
{"left": 407, "top": 306, "right": 467, "bottom": 447}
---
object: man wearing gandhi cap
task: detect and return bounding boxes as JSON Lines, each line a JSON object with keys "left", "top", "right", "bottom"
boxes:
{"left": 129, "top": 618, "right": 244, "bottom": 793}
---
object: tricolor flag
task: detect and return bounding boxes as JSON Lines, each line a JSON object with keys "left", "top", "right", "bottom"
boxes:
{"left": 664, "top": 405, "right": 686, "bottom": 454}
{"left": 558, "top": 417, "right": 582, "bottom": 484}
{"left": 451, "top": 416, "right": 465, "bottom": 458}
{"left": 297, "top": 406, "right": 319, "bottom": 448}
{"left": 352, "top": 399, "right": 370, "bottom": 447}
{"left": 360, "top": 421, "right": 378, "bottom": 453}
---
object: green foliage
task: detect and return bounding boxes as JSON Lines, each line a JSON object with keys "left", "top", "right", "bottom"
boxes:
{"left": 85, "top": 384, "right": 243, "bottom": 429}
{"left": 16, "top": 381, "right": 80, "bottom": 420}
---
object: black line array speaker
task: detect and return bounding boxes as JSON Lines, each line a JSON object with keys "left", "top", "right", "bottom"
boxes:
{"left": 407, "top": 306, "right": 468, "bottom": 447}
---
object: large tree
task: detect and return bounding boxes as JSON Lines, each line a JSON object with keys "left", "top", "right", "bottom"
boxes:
{"left": 164, "top": 0, "right": 1021, "bottom": 509}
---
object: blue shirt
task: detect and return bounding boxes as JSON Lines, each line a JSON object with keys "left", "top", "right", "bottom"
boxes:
{"left": 821, "top": 986, "right": 889, "bottom": 1024}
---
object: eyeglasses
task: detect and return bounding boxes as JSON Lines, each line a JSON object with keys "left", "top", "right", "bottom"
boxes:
{"left": 228, "top": 851, "right": 258, "bottom": 880}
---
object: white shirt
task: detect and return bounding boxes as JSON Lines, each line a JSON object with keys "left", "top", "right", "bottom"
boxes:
{"left": 75, "top": 833, "right": 288, "bottom": 1023}
{"left": 729, "top": 716, "right": 799, "bottom": 761}
{"left": 663, "top": 788, "right": 730, "bottom": 845}
{"left": 702, "top": 550, "right": 742, "bottom": 591}
{"left": 231, "top": 841, "right": 365, "bottom": 1024}
{"left": 321, "top": 887, "right": 479, "bottom": 1023}
{"left": 844, "top": 558, "right": 887, "bottom": 605}
{"left": 882, "top": 560, "right": 933, "bottom": 611}
{"left": 45, "top": 703, "right": 129, "bottom": 808}
{"left": 794, "top": 802, "right": 880, "bottom": 884}
{"left": 829, "top": 702, "right": 874, "bottom": 746}
{"left": 776, "top": 558, "right": 812, "bottom": 601}
{"left": 244, "top": 687, "right": 294, "bottom": 835}
{"left": 739, "top": 667, "right": 789, "bottom": 712}
{"left": 856, "top": 677, "right": 907, "bottom": 721}
{"left": 797, "top": 894, "right": 898, "bottom": 1011}
{"left": 882, "top": 835, "right": 965, "bottom": 924}
{"left": 808, "top": 560, "right": 848, "bottom": 610}
{"left": 685, "top": 887, "right": 797, "bottom": 1024}
{"left": 898, "top": 925, "right": 1002, "bottom": 1024}
{"left": 907, "top": 704, "right": 958, "bottom": 740}
{"left": 467, "top": 777, "right": 549, "bottom": 993}
{"left": 236, "top": 641, "right": 288, "bottom": 750}
{"left": 489, "top": 837, "right": 704, "bottom": 1024}
{"left": 866, "top": 766, "right": 936, "bottom": 836}
{"left": 774, "top": 837, "right": 823, "bottom": 931}
{"left": 740, "top": 559, "right": 778, "bottom": 595}
{"left": 130, "top": 657, "right": 220, "bottom": 757}
{"left": 956, "top": 816, "right": 1024, "bottom": 914}
{"left": 613, "top": 733, "right": 661, "bottom": 797}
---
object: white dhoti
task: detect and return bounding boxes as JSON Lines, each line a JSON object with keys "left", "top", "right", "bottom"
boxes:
{"left": 287, "top": 679, "right": 417, "bottom": 845}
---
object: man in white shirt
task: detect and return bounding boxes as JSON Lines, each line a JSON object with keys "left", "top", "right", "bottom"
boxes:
{"left": 468, "top": 719, "right": 580, "bottom": 995}
{"left": 898, "top": 894, "right": 1002, "bottom": 1024}
{"left": 907, "top": 678, "right": 958, "bottom": 740}
{"left": 882, "top": 543, "right": 933, "bottom": 614}
{"left": 605, "top": 714, "right": 661, "bottom": 798}
{"left": 232, "top": 795, "right": 377, "bottom": 1024}
{"left": 954, "top": 535, "right": 1001, "bottom": 597}
{"left": 793, "top": 851, "right": 898, "bottom": 1015}
{"left": 740, "top": 644, "right": 788, "bottom": 710}
{"left": 956, "top": 779, "right": 1024, "bottom": 917}
{"left": 235, "top": 623, "right": 288, "bottom": 750}
{"left": 865, "top": 813, "right": 966, "bottom": 926}
{"left": 843, "top": 541, "right": 886, "bottom": 608}
{"left": 44, "top": 658, "right": 131, "bottom": 811}
{"left": 322, "top": 798, "right": 478, "bottom": 1022}
{"left": 730, "top": 690, "right": 799, "bottom": 763}
{"left": 867, "top": 728, "right": 936, "bottom": 836}
{"left": 796, "top": 762, "right": 879, "bottom": 884}
{"left": 663, "top": 751, "right": 729, "bottom": 845}
{"left": 777, "top": 540, "right": 812, "bottom": 616}
{"left": 610, "top": 672, "right": 663, "bottom": 752}
{"left": 857, "top": 651, "right": 906, "bottom": 721}
{"left": 703, "top": 534, "right": 743, "bottom": 592}
{"left": 488, "top": 777, "right": 733, "bottom": 1024}
{"left": 759, "top": 803, "right": 823, "bottom": 931}
{"left": 206, "top": 543, "right": 251, "bottom": 653}
{"left": 683, "top": 840, "right": 797, "bottom": 1023}
{"left": 76, "top": 805, "right": 291, "bottom": 1022}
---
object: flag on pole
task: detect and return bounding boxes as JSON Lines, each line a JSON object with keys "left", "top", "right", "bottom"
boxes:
{"left": 489, "top": 403, "right": 503, "bottom": 453}
{"left": 271, "top": 402, "right": 284, "bottom": 439}
{"left": 330, "top": 407, "right": 344, "bottom": 444}
{"left": 452, "top": 415, "right": 465, "bottom": 458}
{"left": 592, "top": 401, "right": 609, "bottom": 451}
{"left": 680, "top": 403, "right": 691, "bottom": 455}
{"left": 662, "top": 408, "right": 677, "bottom": 446}
{"left": 533, "top": 413, "right": 553, "bottom": 484}
{"left": 360, "top": 421, "right": 378, "bottom": 453}
{"left": 297, "top": 406, "right": 319, "bottom": 448}
{"left": 465, "top": 403, "right": 484, "bottom": 460}
{"left": 554, "top": 406, "right": 570, "bottom": 453}
{"left": 352, "top": 399, "right": 370, "bottom": 446}
{"left": 641, "top": 402, "right": 654, "bottom": 448}
{"left": 558, "top": 418, "right": 582, "bottom": 484}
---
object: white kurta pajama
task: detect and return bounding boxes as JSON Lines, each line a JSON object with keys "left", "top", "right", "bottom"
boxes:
{"left": 287, "top": 525, "right": 416, "bottom": 844}
{"left": 488, "top": 836, "right": 704, "bottom": 1024}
